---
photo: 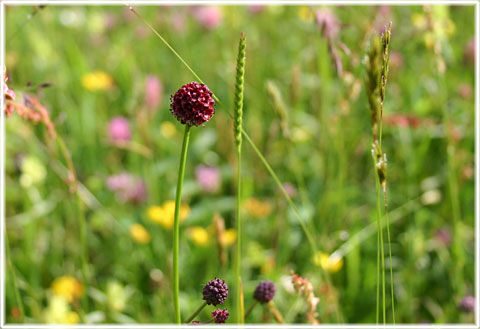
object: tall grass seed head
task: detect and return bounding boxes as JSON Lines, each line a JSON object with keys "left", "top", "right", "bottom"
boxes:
{"left": 254, "top": 280, "right": 276, "bottom": 304}
{"left": 170, "top": 82, "right": 215, "bottom": 126}
{"left": 202, "top": 277, "right": 229, "bottom": 306}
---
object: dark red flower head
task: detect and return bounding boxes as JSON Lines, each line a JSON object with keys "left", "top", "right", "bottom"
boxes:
{"left": 170, "top": 82, "right": 215, "bottom": 126}
{"left": 202, "top": 277, "right": 228, "bottom": 306}
{"left": 254, "top": 280, "right": 276, "bottom": 304}
{"left": 211, "top": 308, "right": 229, "bottom": 324}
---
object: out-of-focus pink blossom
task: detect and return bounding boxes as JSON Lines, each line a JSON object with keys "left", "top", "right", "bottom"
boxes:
{"left": 195, "top": 165, "right": 221, "bottom": 193}
{"left": 384, "top": 114, "right": 422, "bottom": 128}
{"left": 315, "top": 9, "right": 340, "bottom": 39}
{"left": 171, "top": 12, "right": 186, "bottom": 32}
{"left": 375, "top": 6, "right": 392, "bottom": 34}
{"left": 248, "top": 5, "right": 265, "bottom": 14}
{"left": 4, "top": 67, "right": 16, "bottom": 117}
{"left": 191, "top": 6, "right": 223, "bottom": 30}
{"left": 457, "top": 83, "right": 473, "bottom": 99}
{"left": 145, "top": 75, "right": 163, "bottom": 110}
{"left": 282, "top": 182, "right": 297, "bottom": 198}
{"left": 434, "top": 227, "right": 451, "bottom": 246}
{"left": 464, "top": 37, "right": 476, "bottom": 65}
{"left": 108, "top": 116, "right": 131, "bottom": 143}
{"left": 389, "top": 51, "right": 404, "bottom": 70}
{"left": 459, "top": 296, "right": 475, "bottom": 313}
{"left": 107, "top": 172, "right": 147, "bottom": 204}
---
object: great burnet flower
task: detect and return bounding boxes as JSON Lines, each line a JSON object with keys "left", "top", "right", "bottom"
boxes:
{"left": 202, "top": 277, "right": 228, "bottom": 306}
{"left": 170, "top": 82, "right": 215, "bottom": 126}
{"left": 211, "top": 308, "right": 229, "bottom": 324}
{"left": 253, "top": 280, "right": 276, "bottom": 304}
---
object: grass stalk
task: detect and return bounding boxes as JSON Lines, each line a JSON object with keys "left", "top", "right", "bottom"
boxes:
{"left": 173, "top": 124, "right": 191, "bottom": 324}
{"left": 233, "top": 32, "right": 246, "bottom": 324}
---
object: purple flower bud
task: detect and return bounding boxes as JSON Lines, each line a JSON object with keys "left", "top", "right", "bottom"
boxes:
{"left": 195, "top": 165, "right": 221, "bottom": 193}
{"left": 170, "top": 82, "right": 215, "bottom": 126}
{"left": 211, "top": 309, "right": 229, "bottom": 324}
{"left": 459, "top": 296, "right": 475, "bottom": 313}
{"left": 254, "top": 280, "right": 276, "bottom": 304}
{"left": 145, "top": 75, "right": 162, "bottom": 110}
{"left": 202, "top": 278, "right": 228, "bottom": 306}
{"left": 108, "top": 116, "right": 131, "bottom": 142}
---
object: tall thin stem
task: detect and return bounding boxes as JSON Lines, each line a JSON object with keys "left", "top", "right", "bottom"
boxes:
{"left": 185, "top": 301, "right": 207, "bottom": 323}
{"left": 173, "top": 125, "right": 191, "bottom": 324}
{"left": 373, "top": 159, "right": 386, "bottom": 324}
{"left": 235, "top": 147, "right": 244, "bottom": 323}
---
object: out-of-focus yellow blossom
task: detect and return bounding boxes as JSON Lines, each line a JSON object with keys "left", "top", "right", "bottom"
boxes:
{"left": 130, "top": 223, "right": 151, "bottom": 244}
{"left": 106, "top": 281, "right": 128, "bottom": 312}
{"left": 81, "top": 71, "right": 113, "bottom": 91}
{"left": 20, "top": 155, "right": 46, "bottom": 188}
{"left": 244, "top": 198, "right": 272, "bottom": 219}
{"left": 188, "top": 226, "right": 210, "bottom": 246}
{"left": 160, "top": 121, "right": 177, "bottom": 138}
{"left": 43, "top": 296, "right": 79, "bottom": 324}
{"left": 411, "top": 13, "right": 427, "bottom": 29}
{"left": 50, "top": 276, "right": 83, "bottom": 303}
{"left": 223, "top": 229, "right": 237, "bottom": 247}
{"left": 291, "top": 127, "right": 312, "bottom": 143}
{"left": 261, "top": 255, "right": 276, "bottom": 275}
{"left": 147, "top": 201, "right": 190, "bottom": 229}
{"left": 313, "top": 251, "right": 343, "bottom": 273}
{"left": 298, "top": 6, "right": 315, "bottom": 23}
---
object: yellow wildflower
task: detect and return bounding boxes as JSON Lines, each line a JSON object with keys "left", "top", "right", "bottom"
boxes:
{"left": 106, "top": 281, "right": 128, "bottom": 312}
{"left": 50, "top": 276, "right": 83, "bottom": 303}
{"left": 147, "top": 201, "right": 190, "bottom": 229}
{"left": 188, "top": 226, "right": 210, "bottom": 246}
{"left": 20, "top": 155, "right": 46, "bottom": 188}
{"left": 244, "top": 198, "right": 272, "bottom": 219}
{"left": 223, "top": 229, "right": 237, "bottom": 247}
{"left": 298, "top": 6, "right": 315, "bottom": 23}
{"left": 43, "top": 296, "right": 79, "bottom": 324}
{"left": 160, "top": 121, "right": 177, "bottom": 138}
{"left": 313, "top": 251, "right": 343, "bottom": 273}
{"left": 130, "top": 223, "right": 151, "bottom": 244}
{"left": 81, "top": 71, "right": 114, "bottom": 91}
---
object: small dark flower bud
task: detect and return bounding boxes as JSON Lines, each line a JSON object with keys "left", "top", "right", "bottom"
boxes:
{"left": 211, "top": 308, "right": 229, "bottom": 324}
{"left": 170, "top": 82, "right": 215, "bottom": 126}
{"left": 254, "top": 280, "right": 276, "bottom": 304}
{"left": 202, "top": 277, "right": 228, "bottom": 306}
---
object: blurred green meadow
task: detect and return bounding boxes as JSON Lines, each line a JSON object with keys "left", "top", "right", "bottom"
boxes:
{"left": 3, "top": 4, "right": 476, "bottom": 325}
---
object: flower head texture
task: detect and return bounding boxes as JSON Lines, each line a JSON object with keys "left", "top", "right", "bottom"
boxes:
{"left": 211, "top": 309, "right": 229, "bottom": 324}
{"left": 254, "top": 280, "right": 276, "bottom": 304}
{"left": 170, "top": 82, "right": 215, "bottom": 126}
{"left": 202, "top": 277, "right": 228, "bottom": 306}
{"left": 108, "top": 116, "right": 131, "bottom": 142}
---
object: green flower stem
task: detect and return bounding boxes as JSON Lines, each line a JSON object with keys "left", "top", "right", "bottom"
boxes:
{"left": 185, "top": 301, "right": 207, "bottom": 323}
{"left": 235, "top": 148, "right": 244, "bottom": 324}
{"left": 244, "top": 300, "right": 258, "bottom": 320}
{"left": 173, "top": 124, "right": 191, "bottom": 324}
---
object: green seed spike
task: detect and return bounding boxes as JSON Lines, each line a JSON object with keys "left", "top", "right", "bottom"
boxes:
{"left": 234, "top": 32, "right": 246, "bottom": 149}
